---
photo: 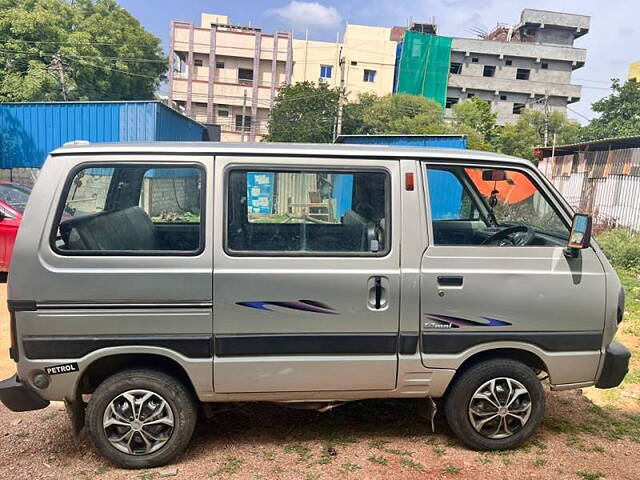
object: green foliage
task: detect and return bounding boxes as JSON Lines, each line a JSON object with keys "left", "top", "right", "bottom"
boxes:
{"left": 265, "top": 81, "right": 339, "bottom": 143}
{"left": 576, "top": 471, "right": 606, "bottom": 480}
{"left": 581, "top": 79, "right": 640, "bottom": 141}
{"left": 597, "top": 230, "right": 640, "bottom": 272}
{"left": 361, "top": 93, "right": 447, "bottom": 134}
{"left": 452, "top": 97, "right": 497, "bottom": 143}
{"left": 0, "top": 0, "right": 166, "bottom": 101}
{"left": 342, "top": 92, "right": 378, "bottom": 135}
{"left": 209, "top": 457, "right": 244, "bottom": 476}
{"left": 494, "top": 110, "right": 581, "bottom": 161}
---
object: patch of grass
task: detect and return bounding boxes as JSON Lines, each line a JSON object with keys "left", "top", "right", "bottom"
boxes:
{"left": 209, "top": 457, "right": 245, "bottom": 477}
{"left": 138, "top": 473, "right": 156, "bottom": 480}
{"left": 502, "top": 459, "right": 513, "bottom": 466}
{"left": 546, "top": 417, "right": 580, "bottom": 434}
{"left": 284, "top": 443, "right": 311, "bottom": 463}
{"left": 476, "top": 455, "right": 491, "bottom": 464}
{"left": 576, "top": 470, "right": 606, "bottom": 480}
{"left": 15, "top": 432, "right": 29, "bottom": 439}
{"left": 597, "top": 230, "right": 640, "bottom": 272}
{"left": 368, "top": 456, "right": 388, "bottom": 465}
{"left": 533, "top": 457, "right": 548, "bottom": 468}
{"left": 443, "top": 464, "right": 461, "bottom": 474}
{"left": 304, "top": 474, "right": 320, "bottom": 480}
{"left": 41, "top": 411, "right": 57, "bottom": 421}
{"left": 262, "top": 450, "right": 276, "bottom": 461}
{"left": 385, "top": 447, "right": 412, "bottom": 457}
{"left": 566, "top": 434, "right": 605, "bottom": 453}
{"left": 400, "top": 458, "right": 425, "bottom": 471}
{"left": 368, "top": 439, "right": 390, "bottom": 450}
{"left": 432, "top": 446, "right": 446, "bottom": 457}
{"left": 340, "top": 463, "right": 361, "bottom": 473}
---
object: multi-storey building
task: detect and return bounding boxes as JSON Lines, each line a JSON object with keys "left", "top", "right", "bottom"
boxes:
{"left": 170, "top": 14, "right": 293, "bottom": 142}
{"left": 443, "top": 9, "right": 590, "bottom": 124}
{"left": 629, "top": 61, "right": 640, "bottom": 82}
{"left": 169, "top": 9, "right": 590, "bottom": 141}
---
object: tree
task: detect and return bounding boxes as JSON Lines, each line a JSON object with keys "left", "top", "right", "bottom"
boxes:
{"left": 494, "top": 109, "right": 581, "bottom": 160}
{"left": 341, "top": 92, "right": 377, "bottom": 135}
{"left": 580, "top": 78, "right": 640, "bottom": 141}
{"left": 0, "top": 0, "right": 166, "bottom": 101}
{"left": 451, "top": 97, "right": 497, "bottom": 143}
{"left": 360, "top": 94, "right": 446, "bottom": 134}
{"left": 264, "top": 81, "right": 339, "bottom": 143}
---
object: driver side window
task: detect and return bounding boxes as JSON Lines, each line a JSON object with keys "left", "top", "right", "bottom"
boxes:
{"left": 426, "top": 165, "right": 569, "bottom": 247}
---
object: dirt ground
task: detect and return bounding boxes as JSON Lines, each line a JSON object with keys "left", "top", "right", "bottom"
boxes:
{"left": 1, "top": 283, "right": 639, "bottom": 480}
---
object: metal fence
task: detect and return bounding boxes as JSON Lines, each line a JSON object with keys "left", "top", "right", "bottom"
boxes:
{"left": 538, "top": 148, "right": 640, "bottom": 233}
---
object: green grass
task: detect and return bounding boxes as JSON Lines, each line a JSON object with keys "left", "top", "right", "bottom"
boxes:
{"left": 533, "top": 457, "right": 548, "bottom": 468}
{"left": 284, "top": 443, "right": 311, "bottom": 463}
{"left": 432, "top": 446, "right": 446, "bottom": 457}
{"left": 443, "top": 464, "right": 462, "bottom": 474}
{"left": 368, "top": 456, "right": 388, "bottom": 465}
{"left": 576, "top": 470, "right": 606, "bottom": 480}
{"left": 340, "top": 462, "right": 361, "bottom": 472}
{"left": 209, "top": 457, "right": 245, "bottom": 477}
{"left": 400, "top": 458, "right": 425, "bottom": 471}
{"left": 597, "top": 230, "right": 640, "bottom": 272}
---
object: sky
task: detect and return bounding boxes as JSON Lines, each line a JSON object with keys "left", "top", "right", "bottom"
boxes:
{"left": 118, "top": 0, "right": 637, "bottom": 124}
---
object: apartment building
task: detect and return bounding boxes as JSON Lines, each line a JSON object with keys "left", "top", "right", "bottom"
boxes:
{"left": 629, "top": 61, "right": 640, "bottom": 82}
{"left": 443, "top": 9, "right": 590, "bottom": 124}
{"left": 169, "top": 14, "right": 293, "bottom": 142}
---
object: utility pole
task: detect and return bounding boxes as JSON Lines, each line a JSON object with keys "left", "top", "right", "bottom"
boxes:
{"left": 241, "top": 89, "right": 248, "bottom": 143}
{"left": 543, "top": 90, "right": 550, "bottom": 147}
{"left": 334, "top": 47, "right": 346, "bottom": 142}
{"left": 50, "top": 53, "right": 69, "bottom": 101}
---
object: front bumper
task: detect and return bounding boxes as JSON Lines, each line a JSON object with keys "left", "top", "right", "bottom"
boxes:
{"left": 596, "top": 342, "right": 631, "bottom": 389}
{"left": 0, "top": 374, "right": 50, "bottom": 412}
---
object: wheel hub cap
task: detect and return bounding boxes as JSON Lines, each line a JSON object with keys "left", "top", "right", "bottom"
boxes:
{"left": 102, "top": 389, "right": 175, "bottom": 456}
{"left": 468, "top": 377, "right": 532, "bottom": 439}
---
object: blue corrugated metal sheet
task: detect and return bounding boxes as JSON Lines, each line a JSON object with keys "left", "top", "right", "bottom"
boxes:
{"left": 335, "top": 134, "right": 467, "bottom": 149}
{"left": 0, "top": 101, "right": 205, "bottom": 169}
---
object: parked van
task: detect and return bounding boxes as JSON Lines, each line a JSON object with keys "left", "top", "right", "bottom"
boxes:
{"left": 0, "top": 142, "right": 630, "bottom": 468}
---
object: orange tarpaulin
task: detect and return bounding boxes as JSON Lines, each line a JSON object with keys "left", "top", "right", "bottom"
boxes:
{"left": 465, "top": 169, "right": 537, "bottom": 204}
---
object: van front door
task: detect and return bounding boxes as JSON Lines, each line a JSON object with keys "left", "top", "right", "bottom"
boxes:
{"left": 419, "top": 163, "right": 605, "bottom": 385}
{"left": 213, "top": 156, "right": 401, "bottom": 393}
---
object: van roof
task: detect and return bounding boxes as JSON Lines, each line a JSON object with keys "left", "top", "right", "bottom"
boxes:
{"left": 50, "top": 141, "right": 533, "bottom": 167}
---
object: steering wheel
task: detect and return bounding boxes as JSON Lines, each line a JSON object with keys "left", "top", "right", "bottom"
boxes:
{"left": 481, "top": 225, "right": 536, "bottom": 247}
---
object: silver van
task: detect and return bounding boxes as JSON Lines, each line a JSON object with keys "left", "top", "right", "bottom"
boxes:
{"left": 0, "top": 142, "right": 630, "bottom": 468}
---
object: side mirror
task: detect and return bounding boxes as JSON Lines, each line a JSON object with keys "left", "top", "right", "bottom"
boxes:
{"left": 482, "top": 169, "right": 507, "bottom": 182}
{"left": 564, "top": 213, "right": 592, "bottom": 258}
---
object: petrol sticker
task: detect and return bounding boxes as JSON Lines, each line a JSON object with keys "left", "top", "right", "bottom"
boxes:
{"left": 45, "top": 363, "right": 79, "bottom": 375}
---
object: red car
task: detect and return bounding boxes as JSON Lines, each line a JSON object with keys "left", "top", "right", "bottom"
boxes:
{"left": 0, "top": 182, "right": 31, "bottom": 271}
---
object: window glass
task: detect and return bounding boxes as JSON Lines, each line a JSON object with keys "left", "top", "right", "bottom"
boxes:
{"left": 227, "top": 169, "right": 389, "bottom": 254}
{"left": 54, "top": 165, "right": 203, "bottom": 253}
{"left": 320, "top": 65, "right": 333, "bottom": 78}
{"left": 426, "top": 165, "right": 568, "bottom": 247}
{"left": 0, "top": 184, "right": 31, "bottom": 213}
{"left": 363, "top": 69, "right": 376, "bottom": 82}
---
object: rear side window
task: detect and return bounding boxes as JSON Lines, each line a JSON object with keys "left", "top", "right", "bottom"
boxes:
{"left": 227, "top": 169, "right": 389, "bottom": 255}
{"left": 52, "top": 164, "right": 204, "bottom": 254}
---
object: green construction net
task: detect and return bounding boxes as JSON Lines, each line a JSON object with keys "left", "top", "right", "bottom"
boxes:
{"left": 396, "top": 32, "right": 452, "bottom": 109}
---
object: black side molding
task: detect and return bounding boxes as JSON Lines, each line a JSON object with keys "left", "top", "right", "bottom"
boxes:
{"left": 23, "top": 335, "right": 214, "bottom": 360}
{"left": 399, "top": 333, "right": 419, "bottom": 355}
{"left": 422, "top": 331, "right": 603, "bottom": 354}
{"left": 7, "top": 300, "right": 36, "bottom": 312}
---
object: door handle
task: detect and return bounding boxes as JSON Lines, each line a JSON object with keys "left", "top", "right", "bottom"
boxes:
{"left": 368, "top": 276, "right": 388, "bottom": 310}
{"left": 374, "top": 276, "right": 382, "bottom": 309}
{"left": 437, "top": 276, "right": 463, "bottom": 287}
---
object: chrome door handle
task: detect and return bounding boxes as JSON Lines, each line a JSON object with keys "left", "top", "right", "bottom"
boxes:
{"left": 368, "top": 276, "right": 388, "bottom": 310}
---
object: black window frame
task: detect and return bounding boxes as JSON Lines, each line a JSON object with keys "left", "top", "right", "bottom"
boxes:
{"left": 49, "top": 162, "right": 207, "bottom": 257}
{"left": 363, "top": 69, "right": 376, "bottom": 82}
{"left": 500, "top": 94, "right": 507, "bottom": 101}
{"left": 512, "top": 103, "right": 525, "bottom": 114}
{"left": 216, "top": 61, "right": 225, "bottom": 69}
{"left": 505, "top": 59, "right": 513, "bottom": 66}
{"left": 471, "top": 57, "right": 479, "bottom": 63}
{"left": 483, "top": 65, "right": 496, "bottom": 77}
{"left": 235, "top": 115, "right": 251, "bottom": 131}
{"left": 445, "top": 97, "right": 459, "bottom": 109}
{"left": 516, "top": 68, "right": 530, "bottom": 80}
{"left": 450, "top": 62, "right": 462, "bottom": 74}
{"left": 238, "top": 68, "right": 254, "bottom": 84}
{"left": 541, "top": 62, "right": 548, "bottom": 70}
{"left": 223, "top": 165, "right": 392, "bottom": 258}
{"left": 194, "top": 59, "right": 203, "bottom": 67}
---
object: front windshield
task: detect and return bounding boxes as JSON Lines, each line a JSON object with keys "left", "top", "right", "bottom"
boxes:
{"left": 0, "top": 184, "right": 31, "bottom": 214}
{"left": 464, "top": 168, "right": 569, "bottom": 238}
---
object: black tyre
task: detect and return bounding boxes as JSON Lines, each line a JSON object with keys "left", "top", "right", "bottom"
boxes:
{"left": 86, "top": 369, "right": 197, "bottom": 469}
{"left": 444, "top": 358, "right": 545, "bottom": 450}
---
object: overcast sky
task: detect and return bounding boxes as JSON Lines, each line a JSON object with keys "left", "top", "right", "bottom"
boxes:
{"left": 120, "top": 0, "right": 635, "bottom": 124}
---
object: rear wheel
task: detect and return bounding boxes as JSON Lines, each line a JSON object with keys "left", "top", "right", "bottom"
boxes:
{"left": 444, "top": 358, "right": 545, "bottom": 450}
{"left": 86, "top": 369, "right": 197, "bottom": 469}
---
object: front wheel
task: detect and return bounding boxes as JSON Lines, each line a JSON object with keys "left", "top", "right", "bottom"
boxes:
{"left": 444, "top": 358, "right": 545, "bottom": 450}
{"left": 86, "top": 369, "right": 197, "bottom": 469}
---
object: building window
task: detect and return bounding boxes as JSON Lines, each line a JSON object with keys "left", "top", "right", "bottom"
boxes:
{"left": 483, "top": 65, "right": 496, "bottom": 77}
{"left": 235, "top": 114, "right": 251, "bottom": 131}
{"left": 500, "top": 94, "right": 507, "bottom": 101}
{"left": 194, "top": 59, "right": 203, "bottom": 67}
{"left": 541, "top": 62, "right": 549, "bottom": 69}
{"left": 226, "top": 169, "right": 390, "bottom": 255}
{"left": 471, "top": 57, "right": 479, "bottom": 63}
{"left": 218, "top": 105, "right": 229, "bottom": 117}
{"left": 513, "top": 103, "right": 525, "bottom": 114}
{"left": 450, "top": 62, "right": 462, "bottom": 74}
{"left": 351, "top": 61, "right": 358, "bottom": 66}
{"left": 194, "top": 102, "right": 207, "bottom": 108}
{"left": 446, "top": 97, "right": 459, "bottom": 109}
{"left": 516, "top": 68, "right": 530, "bottom": 80}
{"left": 505, "top": 59, "right": 513, "bottom": 66}
{"left": 320, "top": 64, "right": 333, "bottom": 79}
{"left": 238, "top": 68, "right": 254, "bottom": 85}
{"left": 363, "top": 69, "right": 376, "bottom": 82}
{"left": 467, "top": 93, "right": 475, "bottom": 98}
{"left": 216, "top": 61, "right": 225, "bottom": 69}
